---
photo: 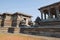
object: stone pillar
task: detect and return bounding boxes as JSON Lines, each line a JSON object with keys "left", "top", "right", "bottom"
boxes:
{"left": 55, "top": 6, "right": 59, "bottom": 19}
{"left": 26, "top": 18, "right": 29, "bottom": 26}
{"left": 0, "top": 15, "right": 2, "bottom": 27}
{"left": 40, "top": 10, "right": 43, "bottom": 20}
{"left": 48, "top": 8, "right": 51, "bottom": 19}
{"left": 1, "top": 15, "right": 6, "bottom": 27}
{"left": 50, "top": 13, "right": 53, "bottom": 18}
{"left": 17, "top": 15, "right": 21, "bottom": 28}
{"left": 44, "top": 13, "right": 46, "bottom": 20}
{"left": 17, "top": 16, "right": 19, "bottom": 28}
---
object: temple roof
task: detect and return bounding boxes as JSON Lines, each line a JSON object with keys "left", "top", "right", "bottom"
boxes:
{"left": 38, "top": 1, "right": 60, "bottom": 10}
{"left": 0, "top": 12, "right": 32, "bottom": 17}
{"left": 15, "top": 12, "right": 32, "bottom": 17}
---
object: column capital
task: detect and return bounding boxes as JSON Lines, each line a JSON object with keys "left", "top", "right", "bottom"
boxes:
{"left": 47, "top": 7, "right": 50, "bottom": 10}
{"left": 40, "top": 10, "right": 43, "bottom": 13}
{"left": 55, "top": 6, "right": 59, "bottom": 8}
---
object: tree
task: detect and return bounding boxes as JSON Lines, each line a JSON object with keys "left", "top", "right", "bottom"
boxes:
{"left": 35, "top": 16, "right": 41, "bottom": 25}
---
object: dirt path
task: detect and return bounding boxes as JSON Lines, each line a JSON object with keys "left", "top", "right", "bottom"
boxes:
{"left": 0, "top": 33, "right": 60, "bottom": 40}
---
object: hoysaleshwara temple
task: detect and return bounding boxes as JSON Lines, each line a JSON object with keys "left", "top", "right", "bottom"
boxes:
{"left": 0, "top": 12, "right": 32, "bottom": 33}
{"left": 0, "top": 2, "right": 60, "bottom": 38}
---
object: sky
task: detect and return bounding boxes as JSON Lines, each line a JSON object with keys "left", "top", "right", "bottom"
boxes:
{"left": 0, "top": 0, "right": 60, "bottom": 21}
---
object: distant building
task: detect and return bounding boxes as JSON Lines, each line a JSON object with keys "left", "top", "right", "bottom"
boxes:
{"left": 0, "top": 12, "right": 32, "bottom": 27}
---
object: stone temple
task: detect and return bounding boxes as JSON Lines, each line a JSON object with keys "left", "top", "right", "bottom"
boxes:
{"left": 0, "top": 12, "right": 32, "bottom": 33}
{"left": 0, "top": 2, "right": 60, "bottom": 38}
{"left": 21, "top": 2, "right": 60, "bottom": 37}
